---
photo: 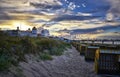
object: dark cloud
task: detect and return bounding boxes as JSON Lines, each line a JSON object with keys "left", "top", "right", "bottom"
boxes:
{"left": 0, "top": 12, "right": 12, "bottom": 20}
{"left": 107, "top": 0, "right": 120, "bottom": 15}
{"left": 69, "top": 25, "right": 120, "bottom": 34}
{"left": 51, "top": 15, "right": 101, "bottom": 21}
{"left": 30, "top": 2, "right": 62, "bottom": 10}
{"left": 0, "top": 12, "right": 34, "bottom": 21}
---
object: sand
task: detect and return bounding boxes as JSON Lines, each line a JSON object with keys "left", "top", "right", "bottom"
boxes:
{"left": 19, "top": 47, "right": 98, "bottom": 77}
{"left": 1, "top": 47, "right": 119, "bottom": 77}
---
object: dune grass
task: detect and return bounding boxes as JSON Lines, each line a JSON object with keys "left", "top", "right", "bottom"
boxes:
{"left": 0, "top": 31, "right": 71, "bottom": 71}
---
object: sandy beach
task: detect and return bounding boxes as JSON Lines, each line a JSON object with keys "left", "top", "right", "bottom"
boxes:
{"left": 1, "top": 47, "right": 119, "bottom": 77}
{"left": 19, "top": 47, "right": 98, "bottom": 77}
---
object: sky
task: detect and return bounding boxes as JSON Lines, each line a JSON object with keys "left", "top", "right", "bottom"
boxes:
{"left": 0, "top": 0, "right": 120, "bottom": 39}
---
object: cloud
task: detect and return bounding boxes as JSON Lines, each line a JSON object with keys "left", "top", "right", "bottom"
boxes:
{"left": 106, "top": 0, "right": 120, "bottom": 19}
{"left": 97, "top": 32, "right": 120, "bottom": 39}
{"left": 107, "top": 0, "right": 120, "bottom": 13}
{"left": 70, "top": 25, "right": 120, "bottom": 34}
{"left": 0, "top": 12, "right": 11, "bottom": 20}
{"left": 30, "top": 2, "right": 62, "bottom": 10}
{"left": 51, "top": 15, "right": 101, "bottom": 22}
{"left": 0, "top": 0, "right": 120, "bottom": 35}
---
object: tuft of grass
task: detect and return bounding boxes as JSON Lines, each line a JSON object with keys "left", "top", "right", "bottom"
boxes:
{"left": 39, "top": 53, "right": 53, "bottom": 60}
{"left": 0, "top": 50, "right": 11, "bottom": 71}
{"left": 49, "top": 47, "right": 64, "bottom": 56}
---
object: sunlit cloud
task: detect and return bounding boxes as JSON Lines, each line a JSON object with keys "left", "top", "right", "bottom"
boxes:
{"left": 0, "top": 0, "right": 120, "bottom": 38}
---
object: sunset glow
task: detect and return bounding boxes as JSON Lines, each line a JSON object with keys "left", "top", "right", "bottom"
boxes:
{"left": 0, "top": 0, "right": 120, "bottom": 39}
{"left": 13, "top": 21, "right": 32, "bottom": 30}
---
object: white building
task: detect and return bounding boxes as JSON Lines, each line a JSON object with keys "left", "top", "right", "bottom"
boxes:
{"left": 19, "top": 31, "right": 30, "bottom": 36}
{"left": 18, "top": 27, "right": 38, "bottom": 37}
{"left": 32, "top": 27, "right": 37, "bottom": 34}
{"left": 41, "top": 29, "right": 50, "bottom": 37}
{"left": 6, "top": 26, "right": 50, "bottom": 37}
{"left": 31, "top": 27, "right": 37, "bottom": 37}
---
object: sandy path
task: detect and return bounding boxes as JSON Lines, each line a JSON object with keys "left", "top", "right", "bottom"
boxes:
{"left": 19, "top": 47, "right": 99, "bottom": 77}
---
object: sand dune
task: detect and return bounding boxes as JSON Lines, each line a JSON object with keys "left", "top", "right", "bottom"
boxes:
{"left": 1, "top": 47, "right": 119, "bottom": 77}
{"left": 19, "top": 47, "right": 98, "bottom": 77}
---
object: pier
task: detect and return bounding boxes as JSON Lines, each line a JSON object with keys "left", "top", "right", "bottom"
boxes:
{"left": 78, "top": 39, "right": 120, "bottom": 45}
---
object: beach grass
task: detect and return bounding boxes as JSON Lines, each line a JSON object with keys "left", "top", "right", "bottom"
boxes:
{"left": 0, "top": 31, "right": 71, "bottom": 71}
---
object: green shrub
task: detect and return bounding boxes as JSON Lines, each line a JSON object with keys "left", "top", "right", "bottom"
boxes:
{"left": 39, "top": 53, "right": 53, "bottom": 60}
{"left": 49, "top": 47, "right": 63, "bottom": 56}
{"left": 36, "top": 38, "right": 55, "bottom": 50}
{"left": 20, "top": 37, "right": 37, "bottom": 54}
{"left": 0, "top": 55, "right": 11, "bottom": 71}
